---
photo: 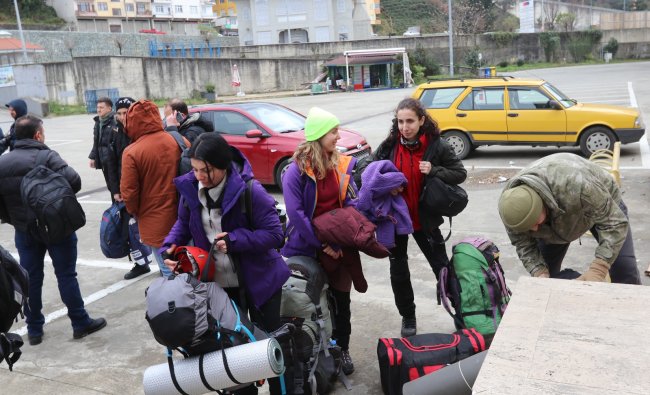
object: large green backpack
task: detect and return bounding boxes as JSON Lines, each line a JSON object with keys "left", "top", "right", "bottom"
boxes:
{"left": 437, "top": 237, "right": 511, "bottom": 338}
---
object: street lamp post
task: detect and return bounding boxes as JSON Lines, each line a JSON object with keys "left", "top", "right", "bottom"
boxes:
{"left": 448, "top": 0, "right": 454, "bottom": 76}
{"left": 13, "top": 0, "right": 28, "bottom": 63}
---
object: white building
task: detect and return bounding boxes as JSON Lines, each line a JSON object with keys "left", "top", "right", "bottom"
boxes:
{"left": 233, "top": 0, "right": 372, "bottom": 45}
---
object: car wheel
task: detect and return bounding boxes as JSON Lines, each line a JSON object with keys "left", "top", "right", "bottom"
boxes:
{"left": 579, "top": 127, "right": 616, "bottom": 157}
{"left": 274, "top": 158, "right": 292, "bottom": 190}
{"left": 443, "top": 131, "right": 472, "bottom": 160}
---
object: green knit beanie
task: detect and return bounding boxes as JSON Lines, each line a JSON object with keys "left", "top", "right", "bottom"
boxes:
{"left": 304, "top": 107, "right": 339, "bottom": 142}
{"left": 498, "top": 185, "right": 543, "bottom": 232}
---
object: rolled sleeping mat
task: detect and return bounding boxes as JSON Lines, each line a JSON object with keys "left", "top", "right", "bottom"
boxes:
{"left": 143, "top": 338, "right": 284, "bottom": 395}
{"left": 402, "top": 350, "right": 487, "bottom": 395}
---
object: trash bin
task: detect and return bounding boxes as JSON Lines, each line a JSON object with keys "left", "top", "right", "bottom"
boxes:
{"left": 489, "top": 66, "right": 496, "bottom": 76}
{"left": 479, "top": 67, "right": 497, "bottom": 78}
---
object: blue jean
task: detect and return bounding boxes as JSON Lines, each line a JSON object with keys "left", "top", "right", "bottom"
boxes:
{"left": 15, "top": 230, "right": 91, "bottom": 337}
{"left": 149, "top": 244, "right": 172, "bottom": 277}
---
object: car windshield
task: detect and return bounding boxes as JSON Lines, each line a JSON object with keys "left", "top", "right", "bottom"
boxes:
{"left": 543, "top": 82, "right": 575, "bottom": 108}
{"left": 235, "top": 103, "right": 305, "bottom": 133}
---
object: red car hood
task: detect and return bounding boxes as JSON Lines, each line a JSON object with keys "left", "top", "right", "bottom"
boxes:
{"left": 280, "top": 127, "right": 367, "bottom": 149}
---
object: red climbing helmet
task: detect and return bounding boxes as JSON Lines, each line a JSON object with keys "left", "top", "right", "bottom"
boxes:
{"left": 173, "top": 246, "right": 214, "bottom": 280}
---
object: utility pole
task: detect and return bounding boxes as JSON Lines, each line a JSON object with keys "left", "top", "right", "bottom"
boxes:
{"left": 13, "top": 0, "right": 28, "bottom": 63}
{"left": 448, "top": 0, "right": 454, "bottom": 76}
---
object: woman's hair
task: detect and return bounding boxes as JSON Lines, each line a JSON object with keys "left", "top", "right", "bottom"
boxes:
{"left": 291, "top": 139, "right": 339, "bottom": 180}
{"left": 383, "top": 98, "right": 440, "bottom": 146}
{"left": 188, "top": 132, "right": 233, "bottom": 170}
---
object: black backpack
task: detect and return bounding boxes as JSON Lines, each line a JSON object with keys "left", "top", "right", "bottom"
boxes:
{"left": 0, "top": 245, "right": 28, "bottom": 371}
{"left": 168, "top": 131, "right": 192, "bottom": 176}
{"left": 20, "top": 151, "right": 86, "bottom": 244}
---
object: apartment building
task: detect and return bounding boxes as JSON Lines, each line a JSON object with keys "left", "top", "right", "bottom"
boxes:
{"left": 233, "top": 0, "right": 374, "bottom": 45}
{"left": 47, "top": 1, "right": 217, "bottom": 35}
{"left": 212, "top": 0, "right": 238, "bottom": 35}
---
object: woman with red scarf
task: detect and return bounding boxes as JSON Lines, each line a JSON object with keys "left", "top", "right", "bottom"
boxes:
{"left": 359, "top": 98, "right": 466, "bottom": 337}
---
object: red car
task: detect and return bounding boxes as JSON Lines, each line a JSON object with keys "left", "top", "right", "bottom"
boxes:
{"left": 190, "top": 102, "right": 371, "bottom": 187}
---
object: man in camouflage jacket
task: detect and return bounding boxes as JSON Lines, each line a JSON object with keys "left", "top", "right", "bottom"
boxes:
{"left": 498, "top": 153, "right": 641, "bottom": 284}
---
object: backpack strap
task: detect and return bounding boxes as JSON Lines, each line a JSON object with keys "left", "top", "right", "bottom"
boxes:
{"left": 437, "top": 266, "right": 466, "bottom": 329}
{"left": 0, "top": 332, "right": 23, "bottom": 371}
{"left": 166, "top": 347, "right": 190, "bottom": 395}
{"left": 168, "top": 130, "right": 187, "bottom": 152}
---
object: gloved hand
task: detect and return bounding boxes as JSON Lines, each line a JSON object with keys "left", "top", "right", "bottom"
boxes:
{"left": 577, "top": 258, "right": 610, "bottom": 282}
{"left": 532, "top": 266, "right": 550, "bottom": 278}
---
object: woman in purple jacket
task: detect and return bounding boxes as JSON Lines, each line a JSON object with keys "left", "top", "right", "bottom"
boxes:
{"left": 161, "top": 133, "right": 289, "bottom": 395}
{"left": 281, "top": 107, "right": 358, "bottom": 376}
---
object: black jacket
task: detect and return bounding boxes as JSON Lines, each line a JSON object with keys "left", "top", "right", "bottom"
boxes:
{"left": 0, "top": 139, "right": 81, "bottom": 232}
{"left": 88, "top": 113, "right": 127, "bottom": 195}
{"left": 165, "top": 112, "right": 214, "bottom": 144}
{"left": 356, "top": 134, "right": 466, "bottom": 230}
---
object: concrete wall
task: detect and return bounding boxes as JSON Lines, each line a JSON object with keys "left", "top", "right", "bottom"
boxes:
{"left": 42, "top": 56, "right": 321, "bottom": 106}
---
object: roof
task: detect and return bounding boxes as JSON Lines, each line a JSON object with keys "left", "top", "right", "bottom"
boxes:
{"left": 324, "top": 54, "right": 401, "bottom": 66}
{"left": 0, "top": 37, "right": 44, "bottom": 53}
{"left": 419, "top": 77, "right": 545, "bottom": 88}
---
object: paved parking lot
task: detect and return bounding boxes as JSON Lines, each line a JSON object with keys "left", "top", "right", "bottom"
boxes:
{"left": 1, "top": 62, "right": 649, "bottom": 394}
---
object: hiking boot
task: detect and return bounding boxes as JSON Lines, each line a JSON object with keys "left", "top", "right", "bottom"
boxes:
{"left": 124, "top": 263, "right": 150, "bottom": 280}
{"left": 73, "top": 318, "right": 107, "bottom": 339}
{"left": 340, "top": 349, "right": 355, "bottom": 375}
{"left": 401, "top": 316, "right": 417, "bottom": 337}
{"left": 28, "top": 334, "right": 43, "bottom": 346}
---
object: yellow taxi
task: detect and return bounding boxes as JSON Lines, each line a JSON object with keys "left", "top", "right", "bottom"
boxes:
{"left": 411, "top": 77, "right": 645, "bottom": 159}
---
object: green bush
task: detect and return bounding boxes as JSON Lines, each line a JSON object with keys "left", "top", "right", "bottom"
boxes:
{"left": 410, "top": 46, "right": 441, "bottom": 77}
{"left": 464, "top": 49, "right": 481, "bottom": 74}
{"left": 567, "top": 30, "right": 602, "bottom": 62}
{"left": 516, "top": 59, "right": 525, "bottom": 66}
{"left": 540, "top": 32, "right": 560, "bottom": 62}
{"left": 205, "top": 83, "right": 215, "bottom": 93}
{"left": 489, "top": 32, "right": 519, "bottom": 48}
{"left": 604, "top": 37, "right": 619, "bottom": 58}
{"left": 498, "top": 61, "right": 509, "bottom": 68}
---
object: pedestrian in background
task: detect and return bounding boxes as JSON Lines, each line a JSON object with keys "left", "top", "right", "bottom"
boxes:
{"left": 0, "top": 98, "right": 28, "bottom": 154}
{"left": 120, "top": 100, "right": 189, "bottom": 278}
{"left": 0, "top": 115, "right": 106, "bottom": 345}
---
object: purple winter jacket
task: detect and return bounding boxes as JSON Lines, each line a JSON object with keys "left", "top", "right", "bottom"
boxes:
{"left": 281, "top": 157, "right": 358, "bottom": 259}
{"left": 161, "top": 147, "right": 290, "bottom": 309}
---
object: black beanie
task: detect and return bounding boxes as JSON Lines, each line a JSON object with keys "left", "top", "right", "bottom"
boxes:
{"left": 115, "top": 97, "right": 136, "bottom": 111}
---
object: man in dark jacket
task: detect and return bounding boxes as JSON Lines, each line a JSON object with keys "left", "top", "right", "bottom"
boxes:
{"left": 0, "top": 98, "right": 28, "bottom": 154}
{"left": 0, "top": 115, "right": 106, "bottom": 346}
{"left": 164, "top": 99, "right": 214, "bottom": 143}
{"left": 88, "top": 97, "right": 121, "bottom": 200}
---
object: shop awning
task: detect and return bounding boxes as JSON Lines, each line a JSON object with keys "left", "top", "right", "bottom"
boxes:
{"left": 324, "top": 54, "right": 401, "bottom": 66}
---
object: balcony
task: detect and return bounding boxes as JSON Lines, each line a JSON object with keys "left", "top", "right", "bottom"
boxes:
{"left": 137, "top": 10, "right": 153, "bottom": 16}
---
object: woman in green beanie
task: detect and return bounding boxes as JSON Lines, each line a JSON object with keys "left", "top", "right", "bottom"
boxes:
{"left": 358, "top": 98, "right": 467, "bottom": 337}
{"left": 281, "top": 107, "right": 359, "bottom": 377}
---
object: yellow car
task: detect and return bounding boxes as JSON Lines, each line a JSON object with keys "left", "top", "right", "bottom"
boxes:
{"left": 411, "top": 77, "right": 645, "bottom": 159}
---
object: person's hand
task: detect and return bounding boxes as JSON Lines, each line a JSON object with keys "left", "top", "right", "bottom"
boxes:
{"left": 323, "top": 244, "right": 343, "bottom": 259}
{"left": 390, "top": 186, "right": 404, "bottom": 196}
{"left": 163, "top": 244, "right": 178, "bottom": 272}
{"left": 113, "top": 193, "right": 123, "bottom": 202}
{"left": 419, "top": 161, "right": 432, "bottom": 175}
{"left": 215, "top": 232, "right": 229, "bottom": 254}
{"left": 532, "top": 267, "right": 550, "bottom": 278}
{"left": 166, "top": 111, "right": 181, "bottom": 127}
{"left": 89, "top": 159, "right": 95, "bottom": 168}
{"left": 577, "top": 258, "right": 609, "bottom": 282}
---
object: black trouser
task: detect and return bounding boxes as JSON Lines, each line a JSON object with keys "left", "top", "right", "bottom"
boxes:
{"left": 330, "top": 288, "right": 351, "bottom": 351}
{"left": 389, "top": 228, "right": 450, "bottom": 318}
{"left": 225, "top": 288, "right": 283, "bottom": 395}
{"left": 538, "top": 201, "right": 641, "bottom": 285}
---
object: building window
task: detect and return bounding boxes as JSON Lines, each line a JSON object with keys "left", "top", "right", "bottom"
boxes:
{"left": 175, "top": 5, "right": 183, "bottom": 13}
{"left": 112, "top": 8, "right": 121, "bottom": 16}
{"left": 337, "top": 0, "right": 346, "bottom": 13}
{"left": 155, "top": 5, "right": 164, "bottom": 13}
{"left": 190, "top": 6, "right": 198, "bottom": 14}
{"left": 125, "top": 4, "right": 134, "bottom": 12}
{"left": 111, "top": 0, "right": 120, "bottom": 2}
{"left": 97, "top": 2, "right": 108, "bottom": 11}
{"left": 78, "top": 2, "right": 92, "bottom": 12}
{"left": 137, "top": 3, "right": 146, "bottom": 14}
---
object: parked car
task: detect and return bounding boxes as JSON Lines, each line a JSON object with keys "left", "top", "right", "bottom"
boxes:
{"left": 189, "top": 102, "right": 371, "bottom": 187}
{"left": 411, "top": 77, "right": 645, "bottom": 159}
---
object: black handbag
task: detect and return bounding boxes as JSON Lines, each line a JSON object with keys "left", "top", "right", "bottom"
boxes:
{"left": 419, "top": 175, "right": 468, "bottom": 218}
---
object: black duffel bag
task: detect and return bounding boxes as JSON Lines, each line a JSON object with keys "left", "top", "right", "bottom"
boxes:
{"left": 377, "top": 329, "right": 485, "bottom": 395}
{"left": 419, "top": 175, "right": 468, "bottom": 218}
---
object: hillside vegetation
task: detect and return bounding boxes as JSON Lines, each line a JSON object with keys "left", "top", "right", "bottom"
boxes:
{"left": 0, "top": 0, "right": 65, "bottom": 28}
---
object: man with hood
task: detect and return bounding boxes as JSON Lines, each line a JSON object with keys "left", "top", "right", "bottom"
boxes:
{"left": 498, "top": 152, "right": 641, "bottom": 285}
{"left": 164, "top": 99, "right": 214, "bottom": 143}
{"left": 120, "top": 100, "right": 190, "bottom": 277}
{"left": 0, "top": 98, "right": 28, "bottom": 154}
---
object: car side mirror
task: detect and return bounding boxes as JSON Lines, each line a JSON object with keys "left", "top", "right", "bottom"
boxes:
{"left": 548, "top": 100, "right": 562, "bottom": 110}
{"left": 245, "top": 129, "right": 265, "bottom": 138}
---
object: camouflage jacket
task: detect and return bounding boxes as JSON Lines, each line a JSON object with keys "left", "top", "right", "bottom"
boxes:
{"left": 501, "top": 153, "right": 628, "bottom": 275}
